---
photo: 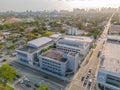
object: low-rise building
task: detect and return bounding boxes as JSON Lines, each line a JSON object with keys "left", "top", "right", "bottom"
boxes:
{"left": 109, "top": 25, "right": 120, "bottom": 35}
{"left": 16, "top": 37, "right": 53, "bottom": 66}
{"left": 97, "top": 36, "right": 120, "bottom": 90}
{"left": 49, "top": 33, "right": 64, "bottom": 42}
{"left": 56, "top": 35, "right": 94, "bottom": 57}
{"left": 17, "top": 35, "right": 93, "bottom": 79}
{"left": 108, "top": 35, "right": 120, "bottom": 42}
{"left": 39, "top": 49, "right": 79, "bottom": 76}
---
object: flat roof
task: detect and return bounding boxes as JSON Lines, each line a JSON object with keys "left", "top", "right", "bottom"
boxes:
{"left": 41, "top": 49, "right": 67, "bottom": 63}
{"left": 108, "top": 35, "right": 120, "bottom": 41}
{"left": 110, "top": 25, "right": 120, "bottom": 34}
{"left": 18, "top": 40, "right": 53, "bottom": 53}
{"left": 64, "top": 36, "right": 93, "bottom": 43}
{"left": 27, "top": 37, "right": 52, "bottom": 48}
{"left": 50, "top": 34, "right": 62, "bottom": 39}
{"left": 101, "top": 41, "right": 120, "bottom": 73}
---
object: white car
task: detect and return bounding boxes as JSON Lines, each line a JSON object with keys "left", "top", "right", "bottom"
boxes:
{"left": 18, "top": 79, "right": 24, "bottom": 84}
{"left": 24, "top": 77, "right": 30, "bottom": 82}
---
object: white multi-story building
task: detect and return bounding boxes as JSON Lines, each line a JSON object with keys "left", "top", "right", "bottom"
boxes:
{"left": 67, "top": 27, "right": 78, "bottom": 35}
{"left": 16, "top": 37, "right": 53, "bottom": 66}
{"left": 39, "top": 49, "right": 79, "bottom": 76}
{"left": 17, "top": 35, "right": 93, "bottom": 79}
{"left": 56, "top": 35, "right": 94, "bottom": 57}
{"left": 49, "top": 33, "right": 64, "bottom": 42}
{"left": 97, "top": 35, "right": 120, "bottom": 90}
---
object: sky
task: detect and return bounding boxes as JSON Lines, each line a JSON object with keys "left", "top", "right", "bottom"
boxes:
{"left": 0, "top": 0, "right": 120, "bottom": 12}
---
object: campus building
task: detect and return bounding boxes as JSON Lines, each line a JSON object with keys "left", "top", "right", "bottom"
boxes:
{"left": 17, "top": 35, "right": 93, "bottom": 79}
{"left": 39, "top": 49, "right": 79, "bottom": 76}
{"left": 16, "top": 37, "right": 53, "bottom": 66}
{"left": 56, "top": 35, "right": 94, "bottom": 57}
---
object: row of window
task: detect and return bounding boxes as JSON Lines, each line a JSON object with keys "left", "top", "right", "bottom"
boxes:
{"left": 106, "top": 75, "right": 120, "bottom": 88}
{"left": 58, "top": 41, "right": 83, "bottom": 48}
{"left": 19, "top": 58, "right": 28, "bottom": 64}
{"left": 18, "top": 52, "right": 27, "bottom": 58}
{"left": 57, "top": 46, "right": 80, "bottom": 53}
{"left": 42, "top": 58, "right": 61, "bottom": 65}
{"left": 42, "top": 67, "right": 63, "bottom": 76}
{"left": 42, "top": 64, "right": 61, "bottom": 72}
{"left": 42, "top": 61, "right": 61, "bottom": 69}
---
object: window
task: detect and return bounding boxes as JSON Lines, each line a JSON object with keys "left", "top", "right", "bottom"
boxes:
{"left": 106, "top": 75, "right": 120, "bottom": 88}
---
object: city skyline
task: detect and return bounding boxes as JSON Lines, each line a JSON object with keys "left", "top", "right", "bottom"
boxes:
{"left": 0, "top": 0, "right": 120, "bottom": 12}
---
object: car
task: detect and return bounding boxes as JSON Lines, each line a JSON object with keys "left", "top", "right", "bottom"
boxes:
{"left": 18, "top": 80, "right": 24, "bottom": 84}
{"left": 34, "top": 82, "right": 42, "bottom": 88}
{"left": 88, "top": 68, "right": 92, "bottom": 75}
{"left": 87, "top": 81, "right": 92, "bottom": 89}
{"left": 0, "top": 56, "right": 3, "bottom": 58}
{"left": 26, "top": 84, "right": 31, "bottom": 87}
{"left": 24, "top": 77, "right": 30, "bottom": 82}
{"left": 16, "top": 74, "right": 21, "bottom": 78}
{"left": 81, "top": 77, "right": 85, "bottom": 82}
{"left": 2, "top": 59, "right": 7, "bottom": 62}
{"left": 86, "top": 75, "right": 90, "bottom": 79}
{"left": 83, "top": 80, "right": 87, "bottom": 87}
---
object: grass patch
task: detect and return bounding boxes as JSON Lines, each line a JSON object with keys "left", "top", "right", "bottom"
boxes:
{"left": 0, "top": 83, "right": 13, "bottom": 90}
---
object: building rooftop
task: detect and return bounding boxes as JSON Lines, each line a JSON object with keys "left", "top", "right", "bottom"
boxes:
{"left": 101, "top": 41, "right": 120, "bottom": 73}
{"left": 27, "top": 37, "right": 52, "bottom": 48}
{"left": 109, "top": 25, "right": 120, "bottom": 34}
{"left": 108, "top": 35, "right": 120, "bottom": 41}
{"left": 50, "top": 34, "right": 62, "bottom": 39}
{"left": 68, "top": 52, "right": 78, "bottom": 57}
{"left": 41, "top": 49, "right": 67, "bottom": 63}
{"left": 64, "top": 36, "right": 93, "bottom": 43}
{"left": 18, "top": 37, "right": 53, "bottom": 53}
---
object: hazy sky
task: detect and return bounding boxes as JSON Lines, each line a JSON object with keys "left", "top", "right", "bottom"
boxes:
{"left": 0, "top": 0, "right": 120, "bottom": 11}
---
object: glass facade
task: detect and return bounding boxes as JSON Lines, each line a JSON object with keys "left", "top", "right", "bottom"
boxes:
{"left": 41, "top": 58, "right": 64, "bottom": 76}
{"left": 106, "top": 75, "right": 120, "bottom": 88}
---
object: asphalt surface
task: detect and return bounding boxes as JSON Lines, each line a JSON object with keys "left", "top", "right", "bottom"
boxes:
{"left": 10, "top": 61, "right": 68, "bottom": 90}
{"left": 66, "top": 13, "right": 115, "bottom": 90}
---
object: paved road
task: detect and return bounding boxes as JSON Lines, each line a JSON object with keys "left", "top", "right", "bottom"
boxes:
{"left": 66, "top": 13, "right": 115, "bottom": 90}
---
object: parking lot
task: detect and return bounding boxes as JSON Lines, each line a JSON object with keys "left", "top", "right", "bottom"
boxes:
{"left": 9, "top": 61, "right": 68, "bottom": 90}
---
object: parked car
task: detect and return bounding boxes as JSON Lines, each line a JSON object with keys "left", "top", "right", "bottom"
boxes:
{"left": 24, "top": 77, "right": 30, "bottom": 82}
{"left": 26, "top": 84, "right": 31, "bottom": 87}
{"left": 81, "top": 77, "right": 85, "bottom": 82}
{"left": 34, "top": 82, "right": 42, "bottom": 88}
{"left": 87, "top": 81, "right": 92, "bottom": 89}
{"left": 83, "top": 80, "right": 87, "bottom": 87}
{"left": 2, "top": 59, "right": 7, "bottom": 62}
{"left": 18, "top": 80, "right": 24, "bottom": 84}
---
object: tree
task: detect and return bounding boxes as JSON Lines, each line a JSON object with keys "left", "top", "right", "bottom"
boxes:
{"left": 0, "top": 64, "right": 17, "bottom": 85}
{"left": 7, "top": 44, "right": 15, "bottom": 50}
{"left": 26, "top": 33, "right": 39, "bottom": 41}
{"left": 36, "top": 84, "right": 50, "bottom": 90}
{"left": 42, "top": 31, "right": 54, "bottom": 37}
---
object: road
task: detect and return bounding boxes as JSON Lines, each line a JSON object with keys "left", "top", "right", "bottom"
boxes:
{"left": 66, "top": 13, "right": 115, "bottom": 90}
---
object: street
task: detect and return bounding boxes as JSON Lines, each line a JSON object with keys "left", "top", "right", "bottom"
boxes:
{"left": 66, "top": 13, "right": 115, "bottom": 90}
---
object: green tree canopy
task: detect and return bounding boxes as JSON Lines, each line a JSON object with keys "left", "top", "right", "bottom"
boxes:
{"left": 36, "top": 84, "right": 50, "bottom": 90}
{"left": 0, "top": 64, "right": 17, "bottom": 84}
{"left": 42, "top": 31, "right": 54, "bottom": 37}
